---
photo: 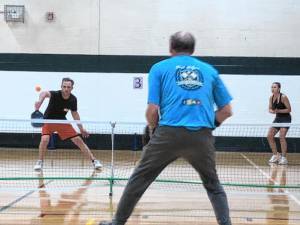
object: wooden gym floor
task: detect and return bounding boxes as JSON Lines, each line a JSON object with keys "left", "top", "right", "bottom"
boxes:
{"left": 0, "top": 148, "right": 299, "bottom": 225}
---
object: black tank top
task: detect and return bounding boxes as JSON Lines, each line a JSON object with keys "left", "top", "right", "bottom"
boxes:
{"left": 272, "top": 93, "right": 290, "bottom": 117}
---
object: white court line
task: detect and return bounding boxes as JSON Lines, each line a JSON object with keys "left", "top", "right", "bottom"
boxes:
{"left": 0, "top": 183, "right": 109, "bottom": 193}
{"left": 240, "top": 153, "right": 300, "bottom": 206}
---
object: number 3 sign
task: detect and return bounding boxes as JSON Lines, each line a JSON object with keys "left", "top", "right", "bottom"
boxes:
{"left": 133, "top": 77, "right": 143, "bottom": 89}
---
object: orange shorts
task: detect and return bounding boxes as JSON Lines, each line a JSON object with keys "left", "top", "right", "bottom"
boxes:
{"left": 42, "top": 124, "right": 78, "bottom": 140}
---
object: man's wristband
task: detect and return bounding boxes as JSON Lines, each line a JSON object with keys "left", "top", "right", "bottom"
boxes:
{"left": 215, "top": 119, "right": 221, "bottom": 127}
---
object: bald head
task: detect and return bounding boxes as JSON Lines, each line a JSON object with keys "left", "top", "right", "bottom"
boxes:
{"left": 169, "top": 31, "right": 195, "bottom": 55}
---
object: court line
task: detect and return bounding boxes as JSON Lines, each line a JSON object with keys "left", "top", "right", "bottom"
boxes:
{"left": 0, "top": 180, "right": 53, "bottom": 213}
{"left": 0, "top": 183, "right": 109, "bottom": 193}
{"left": 0, "top": 190, "right": 35, "bottom": 213}
{"left": 240, "top": 153, "right": 300, "bottom": 207}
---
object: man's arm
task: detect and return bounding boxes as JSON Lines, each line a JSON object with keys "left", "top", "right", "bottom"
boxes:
{"left": 146, "top": 103, "right": 159, "bottom": 130}
{"left": 215, "top": 104, "right": 233, "bottom": 126}
{"left": 71, "top": 111, "right": 89, "bottom": 138}
{"left": 35, "top": 91, "right": 51, "bottom": 110}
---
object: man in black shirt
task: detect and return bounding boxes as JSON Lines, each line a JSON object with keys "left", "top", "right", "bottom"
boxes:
{"left": 33, "top": 77, "right": 102, "bottom": 171}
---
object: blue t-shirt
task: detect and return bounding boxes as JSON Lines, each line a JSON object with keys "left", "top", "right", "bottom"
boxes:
{"left": 148, "top": 55, "right": 232, "bottom": 129}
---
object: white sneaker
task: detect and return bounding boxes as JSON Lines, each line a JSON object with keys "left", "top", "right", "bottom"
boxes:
{"left": 278, "top": 156, "right": 288, "bottom": 165}
{"left": 34, "top": 160, "right": 43, "bottom": 171}
{"left": 269, "top": 155, "right": 280, "bottom": 163}
{"left": 93, "top": 159, "right": 103, "bottom": 170}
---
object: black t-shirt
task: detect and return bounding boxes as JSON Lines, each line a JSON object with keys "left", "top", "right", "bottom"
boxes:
{"left": 44, "top": 90, "right": 77, "bottom": 119}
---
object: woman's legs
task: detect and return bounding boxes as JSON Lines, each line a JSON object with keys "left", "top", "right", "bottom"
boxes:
{"left": 279, "top": 128, "right": 288, "bottom": 157}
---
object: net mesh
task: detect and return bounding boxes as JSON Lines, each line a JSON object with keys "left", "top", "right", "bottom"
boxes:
{"left": 0, "top": 119, "right": 299, "bottom": 193}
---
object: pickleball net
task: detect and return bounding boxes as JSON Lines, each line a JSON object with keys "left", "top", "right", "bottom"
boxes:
{"left": 0, "top": 119, "right": 299, "bottom": 194}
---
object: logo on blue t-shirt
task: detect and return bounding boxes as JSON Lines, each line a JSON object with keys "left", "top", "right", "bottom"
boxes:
{"left": 175, "top": 66, "right": 203, "bottom": 90}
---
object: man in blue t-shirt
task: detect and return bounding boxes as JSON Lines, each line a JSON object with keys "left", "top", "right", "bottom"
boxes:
{"left": 100, "top": 31, "right": 233, "bottom": 225}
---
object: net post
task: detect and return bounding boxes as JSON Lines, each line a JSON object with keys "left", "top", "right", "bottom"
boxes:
{"left": 109, "top": 121, "right": 116, "bottom": 196}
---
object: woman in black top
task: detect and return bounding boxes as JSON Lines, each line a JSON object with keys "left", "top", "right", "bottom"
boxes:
{"left": 267, "top": 82, "right": 291, "bottom": 165}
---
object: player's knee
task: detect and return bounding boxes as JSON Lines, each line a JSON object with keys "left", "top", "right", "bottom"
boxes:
{"left": 40, "top": 136, "right": 50, "bottom": 146}
{"left": 203, "top": 181, "right": 223, "bottom": 193}
{"left": 267, "top": 133, "right": 275, "bottom": 140}
{"left": 279, "top": 134, "right": 286, "bottom": 140}
{"left": 71, "top": 136, "right": 83, "bottom": 146}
